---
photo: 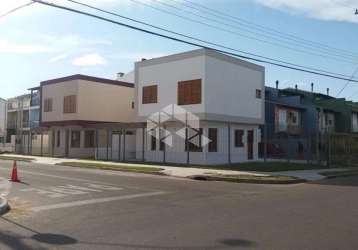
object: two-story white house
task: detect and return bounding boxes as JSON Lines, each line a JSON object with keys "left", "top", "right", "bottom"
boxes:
{"left": 134, "top": 49, "right": 265, "bottom": 165}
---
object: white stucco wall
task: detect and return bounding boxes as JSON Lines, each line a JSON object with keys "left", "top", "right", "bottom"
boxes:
{"left": 205, "top": 56, "right": 264, "bottom": 123}
{"left": 136, "top": 121, "right": 260, "bottom": 165}
{"left": 135, "top": 49, "right": 264, "bottom": 124}
{"left": 136, "top": 55, "right": 206, "bottom": 118}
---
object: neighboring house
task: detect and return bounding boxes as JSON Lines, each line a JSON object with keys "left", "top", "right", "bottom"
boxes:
{"left": 135, "top": 49, "right": 265, "bottom": 165}
{"left": 6, "top": 90, "right": 41, "bottom": 154}
{"left": 265, "top": 86, "right": 308, "bottom": 138}
{"left": 39, "top": 74, "right": 136, "bottom": 159}
{"left": 0, "top": 98, "right": 6, "bottom": 144}
{"left": 280, "top": 87, "right": 340, "bottom": 134}
{"left": 267, "top": 86, "right": 358, "bottom": 136}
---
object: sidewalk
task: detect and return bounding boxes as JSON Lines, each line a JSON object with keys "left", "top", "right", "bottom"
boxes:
{"left": 0, "top": 154, "right": 346, "bottom": 181}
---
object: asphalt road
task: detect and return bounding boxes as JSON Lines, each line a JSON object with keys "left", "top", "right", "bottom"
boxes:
{"left": 0, "top": 160, "right": 357, "bottom": 250}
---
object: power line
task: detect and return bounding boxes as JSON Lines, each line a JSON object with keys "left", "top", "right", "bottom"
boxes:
{"left": 336, "top": 66, "right": 358, "bottom": 97}
{"left": 156, "top": 0, "right": 358, "bottom": 63}
{"left": 65, "top": 0, "right": 356, "bottom": 78}
{"left": 0, "top": 1, "right": 34, "bottom": 19}
{"left": 146, "top": 0, "right": 358, "bottom": 64}
{"left": 180, "top": 0, "right": 358, "bottom": 59}
{"left": 31, "top": 0, "right": 358, "bottom": 83}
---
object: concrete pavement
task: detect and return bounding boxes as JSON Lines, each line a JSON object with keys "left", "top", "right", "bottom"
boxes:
{"left": 0, "top": 159, "right": 358, "bottom": 249}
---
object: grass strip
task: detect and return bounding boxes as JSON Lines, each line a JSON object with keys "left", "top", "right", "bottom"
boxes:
{"left": 189, "top": 174, "right": 305, "bottom": 184}
{"left": 0, "top": 156, "right": 34, "bottom": 162}
{"left": 57, "top": 162, "right": 164, "bottom": 175}
{"left": 319, "top": 169, "right": 358, "bottom": 178}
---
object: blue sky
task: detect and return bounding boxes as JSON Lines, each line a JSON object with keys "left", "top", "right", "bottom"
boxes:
{"left": 1, "top": 0, "right": 358, "bottom": 100}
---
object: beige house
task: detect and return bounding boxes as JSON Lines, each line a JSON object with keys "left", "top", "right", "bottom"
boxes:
{"left": 38, "top": 74, "right": 139, "bottom": 159}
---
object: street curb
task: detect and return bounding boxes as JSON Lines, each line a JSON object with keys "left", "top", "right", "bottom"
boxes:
{"left": 0, "top": 197, "right": 9, "bottom": 216}
{"left": 188, "top": 175, "right": 307, "bottom": 184}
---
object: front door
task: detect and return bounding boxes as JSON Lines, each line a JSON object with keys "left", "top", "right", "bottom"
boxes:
{"left": 247, "top": 130, "right": 254, "bottom": 160}
{"left": 111, "top": 133, "right": 121, "bottom": 162}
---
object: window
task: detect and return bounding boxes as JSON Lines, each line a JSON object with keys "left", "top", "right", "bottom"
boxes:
{"left": 84, "top": 131, "right": 95, "bottom": 148}
{"left": 131, "top": 101, "right": 135, "bottom": 109}
{"left": 178, "top": 79, "right": 202, "bottom": 105}
{"left": 208, "top": 128, "right": 218, "bottom": 152}
{"left": 44, "top": 98, "right": 53, "bottom": 112}
{"left": 288, "top": 111, "right": 299, "bottom": 125}
{"left": 56, "top": 130, "right": 61, "bottom": 147}
{"left": 142, "top": 85, "right": 157, "bottom": 104}
{"left": 150, "top": 133, "right": 156, "bottom": 151}
{"left": 71, "top": 131, "right": 81, "bottom": 148}
{"left": 160, "top": 139, "right": 165, "bottom": 151}
{"left": 64, "top": 95, "right": 77, "bottom": 114}
{"left": 186, "top": 128, "right": 203, "bottom": 152}
{"left": 234, "top": 130, "right": 244, "bottom": 147}
{"left": 256, "top": 89, "right": 262, "bottom": 99}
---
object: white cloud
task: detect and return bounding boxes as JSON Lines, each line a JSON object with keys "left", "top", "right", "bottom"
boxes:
{"left": 49, "top": 53, "right": 69, "bottom": 63}
{"left": 255, "top": 0, "right": 358, "bottom": 23}
{"left": 72, "top": 53, "right": 107, "bottom": 66}
{"left": 113, "top": 52, "right": 167, "bottom": 61}
{"left": 0, "top": 39, "right": 52, "bottom": 53}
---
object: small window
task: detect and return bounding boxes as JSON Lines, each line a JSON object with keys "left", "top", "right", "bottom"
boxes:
{"left": 142, "top": 85, "right": 158, "bottom": 104}
{"left": 131, "top": 101, "right": 135, "bottom": 109}
{"left": 44, "top": 98, "right": 53, "bottom": 112}
{"left": 150, "top": 133, "right": 156, "bottom": 151}
{"left": 234, "top": 130, "right": 244, "bottom": 147}
{"left": 208, "top": 128, "right": 218, "bottom": 152}
{"left": 256, "top": 89, "right": 262, "bottom": 99}
{"left": 186, "top": 128, "right": 203, "bottom": 152}
{"left": 56, "top": 130, "right": 61, "bottom": 147}
{"left": 178, "top": 79, "right": 202, "bottom": 105}
{"left": 160, "top": 139, "right": 165, "bottom": 151}
{"left": 64, "top": 95, "right": 77, "bottom": 114}
{"left": 71, "top": 131, "right": 81, "bottom": 148}
{"left": 84, "top": 131, "right": 95, "bottom": 148}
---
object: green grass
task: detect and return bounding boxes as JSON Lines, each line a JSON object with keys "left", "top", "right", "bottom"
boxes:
{"left": 191, "top": 174, "right": 304, "bottom": 184}
{"left": 319, "top": 169, "right": 358, "bottom": 178}
{"left": 57, "top": 162, "right": 164, "bottom": 175}
{"left": 0, "top": 156, "right": 34, "bottom": 162}
{"left": 130, "top": 161, "right": 326, "bottom": 172}
{"left": 196, "top": 162, "right": 325, "bottom": 172}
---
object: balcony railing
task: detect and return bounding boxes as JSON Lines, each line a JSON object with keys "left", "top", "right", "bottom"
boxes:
{"left": 276, "top": 123, "right": 302, "bottom": 135}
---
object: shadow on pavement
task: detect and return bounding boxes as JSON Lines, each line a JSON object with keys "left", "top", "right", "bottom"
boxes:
{"left": 1, "top": 217, "right": 78, "bottom": 247}
{"left": 308, "top": 175, "right": 358, "bottom": 187}
{"left": 1, "top": 217, "right": 255, "bottom": 249}
{"left": 219, "top": 238, "right": 256, "bottom": 247}
{"left": 77, "top": 238, "right": 256, "bottom": 249}
{"left": 0, "top": 231, "right": 47, "bottom": 250}
{"left": 32, "top": 233, "right": 77, "bottom": 245}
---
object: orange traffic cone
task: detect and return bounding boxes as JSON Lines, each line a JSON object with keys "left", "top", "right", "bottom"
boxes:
{"left": 10, "top": 160, "right": 20, "bottom": 182}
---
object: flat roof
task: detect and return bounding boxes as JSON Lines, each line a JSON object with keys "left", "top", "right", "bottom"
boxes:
{"left": 136, "top": 48, "right": 265, "bottom": 72}
{"left": 40, "top": 74, "right": 134, "bottom": 88}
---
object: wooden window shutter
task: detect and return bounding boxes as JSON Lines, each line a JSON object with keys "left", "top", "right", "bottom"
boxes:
{"left": 64, "top": 95, "right": 77, "bottom": 113}
{"left": 178, "top": 79, "right": 202, "bottom": 105}
{"left": 143, "top": 85, "right": 157, "bottom": 104}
